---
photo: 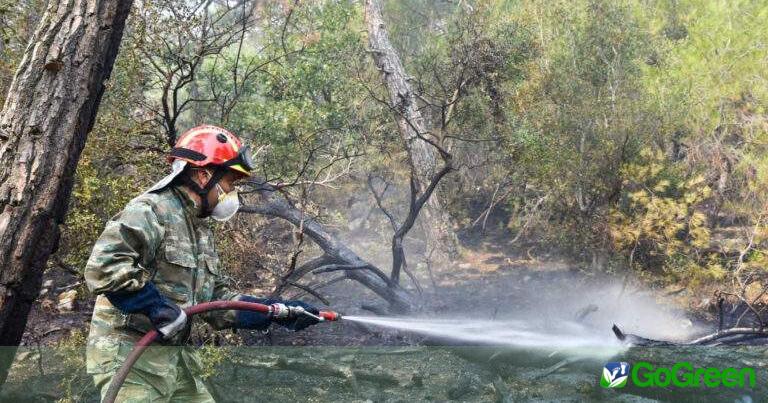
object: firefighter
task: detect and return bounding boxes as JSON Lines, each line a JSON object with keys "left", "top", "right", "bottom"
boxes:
{"left": 84, "top": 125, "right": 318, "bottom": 402}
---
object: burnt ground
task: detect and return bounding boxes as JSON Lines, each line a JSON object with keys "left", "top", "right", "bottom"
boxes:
{"left": 8, "top": 229, "right": 768, "bottom": 402}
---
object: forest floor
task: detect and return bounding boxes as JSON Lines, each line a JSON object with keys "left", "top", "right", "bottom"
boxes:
{"left": 8, "top": 227, "right": 766, "bottom": 402}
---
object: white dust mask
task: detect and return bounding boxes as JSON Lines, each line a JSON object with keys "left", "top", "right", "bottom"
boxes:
{"left": 210, "top": 183, "right": 240, "bottom": 221}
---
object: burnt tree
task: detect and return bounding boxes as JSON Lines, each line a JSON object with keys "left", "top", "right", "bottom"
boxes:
{"left": 240, "top": 178, "right": 417, "bottom": 312}
{"left": 0, "top": 0, "right": 133, "bottom": 385}
{"left": 364, "top": 0, "right": 460, "bottom": 263}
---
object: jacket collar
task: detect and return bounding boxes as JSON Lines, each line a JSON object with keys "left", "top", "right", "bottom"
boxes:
{"left": 171, "top": 186, "right": 206, "bottom": 226}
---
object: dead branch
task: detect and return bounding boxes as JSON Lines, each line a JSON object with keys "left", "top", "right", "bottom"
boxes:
{"left": 389, "top": 161, "right": 453, "bottom": 284}
{"left": 687, "top": 328, "right": 768, "bottom": 345}
{"left": 533, "top": 357, "right": 584, "bottom": 380}
{"left": 270, "top": 226, "right": 304, "bottom": 298}
{"left": 132, "top": 0, "right": 256, "bottom": 143}
{"left": 613, "top": 323, "right": 768, "bottom": 346}
{"left": 312, "top": 263, "right": 369, "bottom": 275}
{"left": 285, "top": 281, "right": 329, "bottom": 305}
{"left": 240, "top": 178, "right": 416, "bottom": 311}
{"left": 291, "top": 275, "right": 346, "bottom": 300}
{"left": 717, "top": 290, "right": 765, "bottom": 329}
{"left": 367, "top": 175, "right": 397, "bottom": 230}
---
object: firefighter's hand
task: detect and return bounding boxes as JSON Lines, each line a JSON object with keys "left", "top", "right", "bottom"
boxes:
{"left": 149, "top": 302, "right": 187, "bottom": 339}
{"left": 105, "top": 282, "right": 187, "bottom": 339}
{"left": 279, "top": 300, "right": 321, "bottom": 332}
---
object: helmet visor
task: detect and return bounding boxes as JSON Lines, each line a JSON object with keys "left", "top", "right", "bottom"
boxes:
{"left": 223, "top": 144, "right": 255, "bottom": 175}
{"left": 239, "top": 145, "right": 255, "bottom": 171}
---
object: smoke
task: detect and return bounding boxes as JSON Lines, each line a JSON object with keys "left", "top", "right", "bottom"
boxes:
{"left": 447, "top": 274, "right": 703, "bottom": 344}
{"left": 336, "top": 273, "right": 703, "bottom": 358}
{"left": 559, "top": 281, "right": 702, "bottom": 342}
{"left": 312, "top": 184, "right": 704, "bottom": 350}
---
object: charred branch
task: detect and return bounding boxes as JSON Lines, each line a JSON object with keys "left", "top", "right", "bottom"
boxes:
{"left": 240, "top": 178, "right": 416, "bottom": 312}
{"left": 612, "top": 323, "right": 768, "bottom": 347}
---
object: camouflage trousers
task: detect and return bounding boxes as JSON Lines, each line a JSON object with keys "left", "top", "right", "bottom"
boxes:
{"left": 88, "top": 342, "right": 214, "bottom": 403}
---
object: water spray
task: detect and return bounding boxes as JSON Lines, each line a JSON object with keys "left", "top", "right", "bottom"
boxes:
{"left": 342, "top": 315, "right": 624, "bottom": 354}
{"left": 104, "top": 301, "right": 341, "bottom": 403}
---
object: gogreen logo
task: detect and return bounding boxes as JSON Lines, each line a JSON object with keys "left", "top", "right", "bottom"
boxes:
{"left": 600, "top": 361, "right": 757, "bottom": 388}
{"left": 601, "top": 362, "right": 630, "bottom": 388}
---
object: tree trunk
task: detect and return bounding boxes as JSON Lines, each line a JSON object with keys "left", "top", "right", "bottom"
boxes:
{"left": 363, "top": 0, "right": 459, "bottom": 263}
{"left": 0, "top": 0, "right": 133, "bottom": 386}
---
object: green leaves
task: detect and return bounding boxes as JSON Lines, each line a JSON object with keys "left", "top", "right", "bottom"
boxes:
{"left": 608, "top": 148, "right": 719, "bottom": 284}
{"left": 7, "top": 0, "right": 761, "bottom": 297}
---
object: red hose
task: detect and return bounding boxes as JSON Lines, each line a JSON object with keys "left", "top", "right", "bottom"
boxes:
{"left": 103, "top": 301, "right": 339, "bottom": 403}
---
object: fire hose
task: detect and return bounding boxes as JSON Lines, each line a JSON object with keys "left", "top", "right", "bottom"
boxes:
{"left": 103, "top": 300, "right": 341, "bottom": 403}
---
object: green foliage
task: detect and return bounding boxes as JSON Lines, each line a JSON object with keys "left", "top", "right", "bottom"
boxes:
{"left": 640, "top": 0, "right": 768, "bottom": 134}
{"left": 494, "top": 0, "right": 658, "bottom": 253}
{"left": 607, "top": 149, "right": 722, "bottom": 284}
{"left": 3, "top": 0, "right": 767, "bottom": 317}
{"left": 197, "top": 344, "right": 233, "bottom": 380}
{"left": 197, "top": 1, "right": 367, "bottom": 183}
{"left": 631, "top": 0, "right": 768, "bottom": 287}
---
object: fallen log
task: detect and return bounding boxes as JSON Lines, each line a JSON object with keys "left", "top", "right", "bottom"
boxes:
{"left": 613, "top": 323, "right": 768, "bottom": 346}
{"left": 608, "top": 324, "right": 768, "bottom": 401}
{"left": 611, "top": 324, "right": 678, "bottom": 347}
{"left": 687, "top": 328, "right": 768, "bottom": 345}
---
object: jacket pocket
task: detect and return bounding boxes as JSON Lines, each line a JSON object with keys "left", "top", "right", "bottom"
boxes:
{"left": 197, "top": 255, "right": 220, "bottom": 302}
{"left": 163, "top": 240, "right": 197, "bottom": 269}
{"left": 85, "top": 337, "right": 121, "bottom": 374}
{"left": 203, "top": 254, "right": 219, "bottom": 275}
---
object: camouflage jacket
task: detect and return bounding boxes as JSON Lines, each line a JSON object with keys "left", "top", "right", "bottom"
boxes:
{"left": 85, "top": 186, "right": 244, "bottom": 373}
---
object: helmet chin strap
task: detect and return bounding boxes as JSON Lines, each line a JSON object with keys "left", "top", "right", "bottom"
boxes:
{"left": 180, "top": 167, "right": 227, "bottom": 217}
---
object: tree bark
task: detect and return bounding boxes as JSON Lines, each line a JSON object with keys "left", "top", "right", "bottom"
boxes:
{"left": 0, "top": 0, "right": 133, "bottom": 386}
{"left": 363, "top": 0, "right": 460, "bottom": 263}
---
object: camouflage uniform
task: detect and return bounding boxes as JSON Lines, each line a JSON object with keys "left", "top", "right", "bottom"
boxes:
{"left": 85, "top": 186, "right": 245, "bottom": 402}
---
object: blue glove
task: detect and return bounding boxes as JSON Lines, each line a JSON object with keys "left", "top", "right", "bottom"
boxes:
{"left": 235, "top": 296, "right": 281, "bottom": 330}
{"left": 276, "top": 300, "right": 321, "bottom": 332}
{"left": 236, "top": 296, "right": 320, "bottom": 332}
{"left": 105, "top": 282, "right": 187, "bottom": 339}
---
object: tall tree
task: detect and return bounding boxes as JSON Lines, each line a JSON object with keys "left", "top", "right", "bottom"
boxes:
{"left": 0, "top": 0, "right": 133, "bottom": 385}
{"left": 364, "top": 0, "right": 460, "bottom": 263}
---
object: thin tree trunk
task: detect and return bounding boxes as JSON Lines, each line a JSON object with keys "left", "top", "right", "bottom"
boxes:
{"left": 364, "top": 0, "right": 459, "bottom": 262}
{"left": 0, "top": 0, "right": 133, "bottom": 386}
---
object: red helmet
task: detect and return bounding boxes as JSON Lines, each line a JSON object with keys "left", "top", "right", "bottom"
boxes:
{"left": 169, "top": 125, "right": 254, "bottom": 176}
